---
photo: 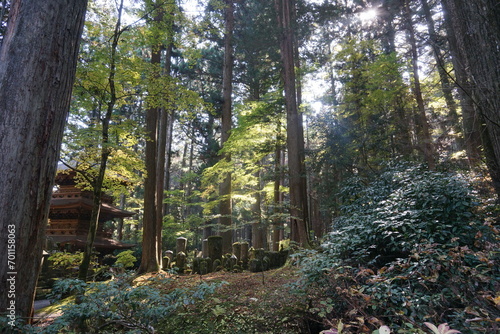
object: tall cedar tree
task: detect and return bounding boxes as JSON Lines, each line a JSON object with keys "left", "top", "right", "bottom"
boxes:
{"left": 441, "top": 0, "right": 500, "bottom": 196}
{"left": 220, "top": 0, "right": 235, "bottom": 254}
{"left": 275, "top": 0, "right": 309, "bottom": 246}
{"left": 441, "top": 2, "right": 482, "bottom": 168}
{"left": 0, "top": 0, "right": 87, "bottom": 321}
{"left": 139, "top": 0, "right": 165, "bottom": 274}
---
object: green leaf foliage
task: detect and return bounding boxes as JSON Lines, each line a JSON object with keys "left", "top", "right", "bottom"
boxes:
{"left": 295, "top": 162, "right": 500, "bottom": 333}
{"left": 327, "top": 163, "right": 480, "bottom": 266}
{"left": 34, "top": 274, "right": 226, "bottom": 333}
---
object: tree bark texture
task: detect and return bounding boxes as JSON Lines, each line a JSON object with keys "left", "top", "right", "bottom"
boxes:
{"left": 138, "top": 0, "right": 168, "bottom": 273}
{"left": 0, "top": 0, "right": 87, "bottom": 321}
{"left": 156, "top": 107, "right": 166, "bottom": 266}
{"left": 220, "top": 0, "right": 234, "bottom": 254}
{"left": 441, "top": 5, "right": 482, "bottom": 168}
{"left": 275, "top": 0, "right": 309, "bottom": 246}
{"left": 251, "top": 169, "right": 264, "bottom": 249}
{"left": 155, "top": 1, "right": 176, "bottom": 267}
{"left": 272, "top": 142, "right": 282, "bottom": 252}
{"left": 138, "top": 102, "right": 160, "bottom": 273}
{"left": 441, "top": 0, "right": 500, "bottom": 195}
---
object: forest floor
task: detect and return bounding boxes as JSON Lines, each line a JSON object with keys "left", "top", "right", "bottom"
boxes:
{"left": 136, "top": 266, "right": 321, "bottom": 333}
{"left": 34, "top": 266, "right": 324, "bottom": 333}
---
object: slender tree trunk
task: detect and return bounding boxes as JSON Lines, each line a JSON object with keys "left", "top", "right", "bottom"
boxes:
{"left": 117, "top": 194, "right": 126, "bottom": 240}
{"left": 379, "top": 0, "right": 397, "bottom": 55}
{"left": 421, "top": 0, "right": 462, "bottom": 150}
{"left": 163, "top": 111, "right": 174, "bottom": 216}
{"left": 185, "top": 128, "right": 195, "bottom": 217}
{"left": 138, "top": 41, "right": 162, "bottom": 273}
{"left": 0, "top": 0, "right": 87, "bottom": 322}
{"left": 155, "top": 1, "right": 176, "bottom": 266}
{"left": 403, "top": 0, "right": 435, "bottom": 170}
{"left": 219, "top": 0, "right": 235, "bottom": 254}
{"left": 79, "top": 0, "right": 123, "bottom": 280}
{"left": 272, "top": 132, "right": 282, "bottom": 251}
{"left": 377, "top": 1, "right": 412, "bottom": 158}
{"left": 156, "top": 107, "right": 167, "bottom": 265}
{"left": 203, "top": 113, "right": 218, "bottom": 239}
{"left": 251, "top": 169, "right": 264, "bottom": 249}
{"left": 275, "top": 0, "right": 309, "bottom": 246}
{"left": 138, "top": 101, "right": 160, "bottom": 273}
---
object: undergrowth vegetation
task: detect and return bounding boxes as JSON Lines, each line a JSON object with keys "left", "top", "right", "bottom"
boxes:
{"left": 26, "top": 273, "right": 225, "bottom": 333}
{"left": 18, "top": 163, "right": 499, "bottom": 333}
{"left": 297, "top": 164, "right": 500, "bottom": 333}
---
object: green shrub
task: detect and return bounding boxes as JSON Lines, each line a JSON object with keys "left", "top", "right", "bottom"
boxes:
{"left": 34, "top": 273, "right": 225, "bottom": 333}
{"left": 326, "top": 164, "right": 480, "bottom": 266}
{"left": 303, "top": 235, "right": 499, "bottom": 333}
{"left": 297, "top": 163, "right": 500, "bottom": 333}
{"left": 47, "top": 251, "right": 86, "bottom": 278}
{"left": 114, "top": 249, "right": 137, "bottom": 269}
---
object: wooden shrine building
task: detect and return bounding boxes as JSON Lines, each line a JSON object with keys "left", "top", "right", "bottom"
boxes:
{"left": 47, "top": 169, "right": 135, "bottom": 254}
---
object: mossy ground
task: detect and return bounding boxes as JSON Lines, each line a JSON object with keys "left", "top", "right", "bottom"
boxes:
{"left": 34, "top": 266, "right": 322, "bottom": 333}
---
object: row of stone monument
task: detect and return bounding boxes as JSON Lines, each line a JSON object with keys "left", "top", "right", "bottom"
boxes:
{"left": 163, "top": 236, "right": 289, "bottom": 274}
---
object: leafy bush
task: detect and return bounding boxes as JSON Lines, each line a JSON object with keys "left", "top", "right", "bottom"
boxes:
{"left": 327, "top": 164, "right": 480, "bottom": 266}
{"left": 114, "top": 250, "right": 137, "bottom": 269}
{"left": 296, "top": 163, "right": 500, "bottom": 333}
{"left": 303, "top": 234, "right": 499, "bottom": 333}
{"left": 47, "top": 251, "right": 86, "bottom": 278}
{"left": 33, "top": 273, "right": 225, "bottom": 333}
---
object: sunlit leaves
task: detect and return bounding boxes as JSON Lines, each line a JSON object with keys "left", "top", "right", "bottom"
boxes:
{"left": 62, "top": 1, "right": 145, "bottom": 198}
{"left": 200, "top": 97, "right": 285, "bottom": 216}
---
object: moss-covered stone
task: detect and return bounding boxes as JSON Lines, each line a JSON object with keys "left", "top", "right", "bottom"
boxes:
{"left": 213, "top": 259, "right": 222, "bottom": 271}
{"left": 249, "top": 258, "right": 263, "bottom": 272}
{"left": 162, "top": 256, "right": 171, "bottom": 270}
{"left": 232, "top": 242, "right": 241, "bottom": 258}
{"left": 208, "top": 236, "right": 223, "bottom": 261}
{"left": 176, "top": 251, "right": 186, "bottom": 273}
{"left": 240, "top": 242, "right": 249, "bottom": 269}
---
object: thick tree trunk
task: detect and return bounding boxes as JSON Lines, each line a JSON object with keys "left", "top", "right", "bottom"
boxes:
{"left": 138, "top": 103, "right": 160, "bottom": 273}
{"left": 139, "top": 36, "right": 162, "bottom": 273}
{"left": 275, "top": 0, "right": 309, "bottom": 246}
{"left": 444, "top": 28, "right": 482, "bottom": 169}
{"left": 441, "top": 0, "right": 500, "bottom": 195}
{"left": 220, "top": 0, "right": 235, "bottom": 254}
{"left": 0, "top": 0, "right": 87, "bottom": 322}
{"left": 155, "top": 1, "right": 176, "bottom": 267}
{"left": 139, "top": 0, "right": 172, "bottom": 273}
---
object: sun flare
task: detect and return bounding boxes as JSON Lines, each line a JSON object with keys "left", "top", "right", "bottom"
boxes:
{"left": 359, "top": 8, "right": 378, "bottom": 23}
